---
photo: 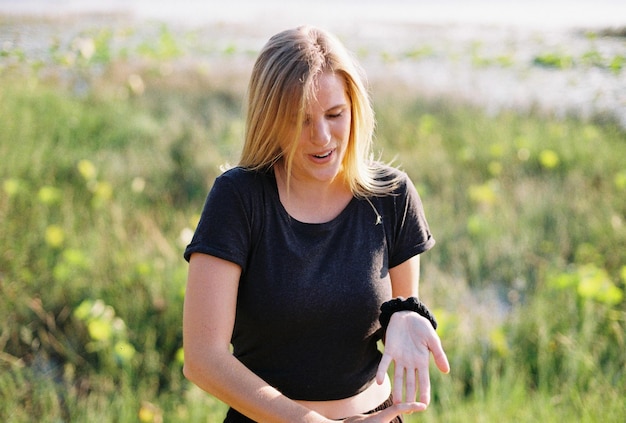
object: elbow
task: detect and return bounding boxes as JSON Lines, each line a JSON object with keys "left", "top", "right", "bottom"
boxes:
{"left": 181, "top": 347, "right": 202, "bottom": 385}
{"left": 182, "top": 358, "right": 205, "bottom": 387}
{"left": 181, "top": 347, "right": 229, "bottom": 392}
{"left": 182, "top": 362, "right": 194, "bottom": 382}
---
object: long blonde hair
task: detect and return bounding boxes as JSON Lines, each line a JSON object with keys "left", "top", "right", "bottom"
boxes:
{"left": 239, "top": 25, "right": 398, "bottom": 197}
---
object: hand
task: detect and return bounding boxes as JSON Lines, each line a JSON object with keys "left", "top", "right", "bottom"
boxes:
{"left": 375, "top": 311, "right": 450, "bottom": 406}
{"left": 340, "top": 402, "right": 427, "bottom": 422}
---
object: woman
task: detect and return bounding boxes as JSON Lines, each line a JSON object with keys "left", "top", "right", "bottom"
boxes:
{"left": 183, "top": 25, "right": 450, "bottom": 423}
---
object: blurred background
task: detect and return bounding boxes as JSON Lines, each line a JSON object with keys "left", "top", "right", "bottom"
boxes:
{"left": 2, "top": 0, "right": 626, "bottom": 124}
{"left": 1, "top": 1, "right": 625, "bottom": 422}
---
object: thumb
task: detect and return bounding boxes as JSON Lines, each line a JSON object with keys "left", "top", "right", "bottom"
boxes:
{"left": 376, "top": 353, "right": 393, "bottom": 384}
{"left": 430, "top": 338, "right": 450, "bottom": 374}
{"left": 342, "top": 402, "right": 427, "bottom": 423}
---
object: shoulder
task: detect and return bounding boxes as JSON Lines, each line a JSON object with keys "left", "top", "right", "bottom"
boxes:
{"left": 205, "top": 167, "right": 274, "bottom": 214}
{"left": 213, "top": 166, "right": 272, "bottom": 192}
{"left": 366, "top": 164, "right": 424, "bottom": 216}
{"left": 217, "top": 166, "right": 268, "bottom": 183}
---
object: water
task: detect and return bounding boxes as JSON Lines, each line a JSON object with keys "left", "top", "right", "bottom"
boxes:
{"left": 1, "top": 0, "right": 625, "bottom": 127}
{"left": 1, "top": 0, "right": 625, "bottom": 29}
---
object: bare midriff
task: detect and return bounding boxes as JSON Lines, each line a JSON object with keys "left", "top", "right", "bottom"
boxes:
{"left": 295, "top": 374, "right": 391, "bottom": 420}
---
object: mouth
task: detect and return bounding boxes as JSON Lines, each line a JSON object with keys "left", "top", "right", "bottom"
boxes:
{"left": 312, "top": 149, "right": 334, "bottom": 159}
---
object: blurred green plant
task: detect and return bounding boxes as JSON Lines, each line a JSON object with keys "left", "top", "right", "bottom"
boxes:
{"left": 404, "top": 45, "right": 435, "bottom": 60}
{"left": 533, "top": 52, "right": 574, "bottom": 69}
{"left": 608, "top": 54, "right": 625, "bottom": 74}
{"left": 137, "top": 24, "right": 183, "bottom": 60}
{"left": 1, "top": 17, "right": 625, "bottom": 423}
{"left": 532, "top": 48, "right": 624, "bottom": 74}
{"left": 551, "top": 264, "right": 624, "bottom": 305}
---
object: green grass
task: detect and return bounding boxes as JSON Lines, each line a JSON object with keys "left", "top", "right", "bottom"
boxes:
{"left": 1, "top": 20, "right": 625, "bottom": 423}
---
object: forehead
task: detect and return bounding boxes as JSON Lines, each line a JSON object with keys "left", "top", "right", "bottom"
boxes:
{"left": 306, "top": 72, "right": 349, "bottom": 109}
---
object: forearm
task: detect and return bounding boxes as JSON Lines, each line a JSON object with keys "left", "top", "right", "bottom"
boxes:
{"left": 183, "top": 347, "right": 330, "bottom": 423}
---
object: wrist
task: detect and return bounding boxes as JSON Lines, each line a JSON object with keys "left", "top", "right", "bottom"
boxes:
{"left": 379, "top": 296, "right": 438, "bottom": 331}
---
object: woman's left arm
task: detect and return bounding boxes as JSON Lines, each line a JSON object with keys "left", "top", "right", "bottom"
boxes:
{"left": 376, "top": 255, "right": 450, "bottom": 406}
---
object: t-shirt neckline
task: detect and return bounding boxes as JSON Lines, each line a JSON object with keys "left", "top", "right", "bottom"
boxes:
{"left": 267, "top": 169, "right": 358, "bottom": 228}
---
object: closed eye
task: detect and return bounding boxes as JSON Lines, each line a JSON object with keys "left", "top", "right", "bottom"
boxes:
{"left": 327, "top": 105, "right": 348, "bottom": 118}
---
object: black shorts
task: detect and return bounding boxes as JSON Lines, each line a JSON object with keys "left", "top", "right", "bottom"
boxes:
{"left": 224, "top": 394, "right": 402, "bottom": 422}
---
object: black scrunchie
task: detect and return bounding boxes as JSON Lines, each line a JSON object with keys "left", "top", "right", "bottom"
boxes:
{"left": 379, "top": 296, "right": 438, "bottom": 331}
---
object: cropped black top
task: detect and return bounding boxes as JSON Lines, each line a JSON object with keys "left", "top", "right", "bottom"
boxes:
{"left": 184, "top": 165, "right": 434, "bottom": 401}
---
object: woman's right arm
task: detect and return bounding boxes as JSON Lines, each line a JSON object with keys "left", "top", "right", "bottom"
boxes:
{"left": 183, "top": 253, "right": 330, "bottom": 423}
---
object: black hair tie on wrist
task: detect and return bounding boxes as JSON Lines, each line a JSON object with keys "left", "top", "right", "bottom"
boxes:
{"left": 379, "top": 296, "right": 438, "bottom": 331}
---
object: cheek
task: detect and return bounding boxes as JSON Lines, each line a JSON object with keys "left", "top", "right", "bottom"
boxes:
{"left": 335, "top": 118, "right": 352, "bottom": 141}
{"left": 295, "top": 132, "right": 309, "bottom": 150}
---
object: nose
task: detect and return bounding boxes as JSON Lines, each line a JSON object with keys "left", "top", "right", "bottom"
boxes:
{"left": 309, "top": 118, "right": 331, "bottom": 146}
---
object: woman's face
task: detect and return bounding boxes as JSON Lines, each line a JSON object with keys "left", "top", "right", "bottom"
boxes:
{"left": 286, "top": 72, "right": 352, "bottom": 186}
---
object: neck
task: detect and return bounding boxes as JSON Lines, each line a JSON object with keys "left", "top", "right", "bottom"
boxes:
{"left": 273, "top": 165, "right": 353, "bottom": 224}
{"left": 274, "top": 163, "right": 348, "bottom": 201}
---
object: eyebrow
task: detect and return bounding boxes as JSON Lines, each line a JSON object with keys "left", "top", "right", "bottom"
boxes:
{"left": 321, "top": 103, "right": 348, "bottom": 113}
{"left": 301, "top": 101, "right": 348, "bottom": 117}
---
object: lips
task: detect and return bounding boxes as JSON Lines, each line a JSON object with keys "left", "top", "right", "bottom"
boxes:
{"left": 312, "top": 149, "right": 334, "bottom": 159}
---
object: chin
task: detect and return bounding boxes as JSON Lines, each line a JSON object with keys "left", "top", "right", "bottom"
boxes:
{"left": 313, "top": 168, "right": 343, "bottom": 183}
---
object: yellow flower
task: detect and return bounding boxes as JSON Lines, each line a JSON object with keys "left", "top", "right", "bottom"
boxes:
{"left": 91, "top": 181, "right": 113, "bottom": 208}
{"left": 138, "top": 405, "right": 155, "bottom": 423}
{"left": 88, "top": 319, "right": 112, "bottom": 342}
{"left": 45, "top": 225, "right": 65, "bottom": 248}
{"left": 139, "top": 402, "right": 162, "bottom": 423}
{"left": 114, "top": 341, "right": 136, "bottom": 363}
{"left": 468, "top": 182, "right": 498, "bottom": 206}
{"left": 175, "top": 347, "right": 185, "bottom": 365}
{"left": 577, "top": 265, "right": 623, "bottom": 305}
{"left": 539, "top": 149, "right": 560, "bottom": 169}
{"left": 614, "top": 171, "right": 626, "bottom": 190}
{"left": 94, "top": 181, "right": 113, "bottom": 201}
{"left": 38, "top": 186, "right": 62, "bottom": 205}
{"left": 3, "top": 178, "right": 22, "bottom": 196}
{"left": 77, "top": 159, "right": 97, "bottom": 181}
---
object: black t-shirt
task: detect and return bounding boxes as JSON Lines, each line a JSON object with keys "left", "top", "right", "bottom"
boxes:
{"left": 184, "top": 165, "right": 435, "bottom": 401}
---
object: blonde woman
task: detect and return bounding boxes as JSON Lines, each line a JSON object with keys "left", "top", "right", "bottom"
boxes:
{"left": 183, "top": 25, "right": 449, "bottom": 423}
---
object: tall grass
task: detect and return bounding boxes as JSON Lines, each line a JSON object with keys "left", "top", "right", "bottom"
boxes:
{"left": 1, "top": 19, "right": 625, "bottom": 422}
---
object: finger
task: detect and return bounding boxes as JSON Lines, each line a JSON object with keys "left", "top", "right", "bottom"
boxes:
{"left": 404, "top": 367, "right": 417, "bottom": 403}
{"left": 429, "top": 337, "right": 451, "bottom": 374}
{"left": 434, "top": 348, "right": 450, "bottom": 374}
{"left": 393, "top": 363, "right": 404, "bottom": 403}
{"left": 417, "top": 361, "right": 431, "bottom": 405}
{"left": 364, "top": 402, "right": 427, "bottom": 422}
{"left": 376, "top": 353, "right": 393, "bottom": 384}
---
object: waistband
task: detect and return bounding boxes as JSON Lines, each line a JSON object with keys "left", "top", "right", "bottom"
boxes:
{"left": 224, "top": 394, "right": 402, "bottom": 422}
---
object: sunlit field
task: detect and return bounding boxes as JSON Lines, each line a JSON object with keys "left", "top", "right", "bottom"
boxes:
{"left": 1, "top": 15, "right": 625, "bottom": 423}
